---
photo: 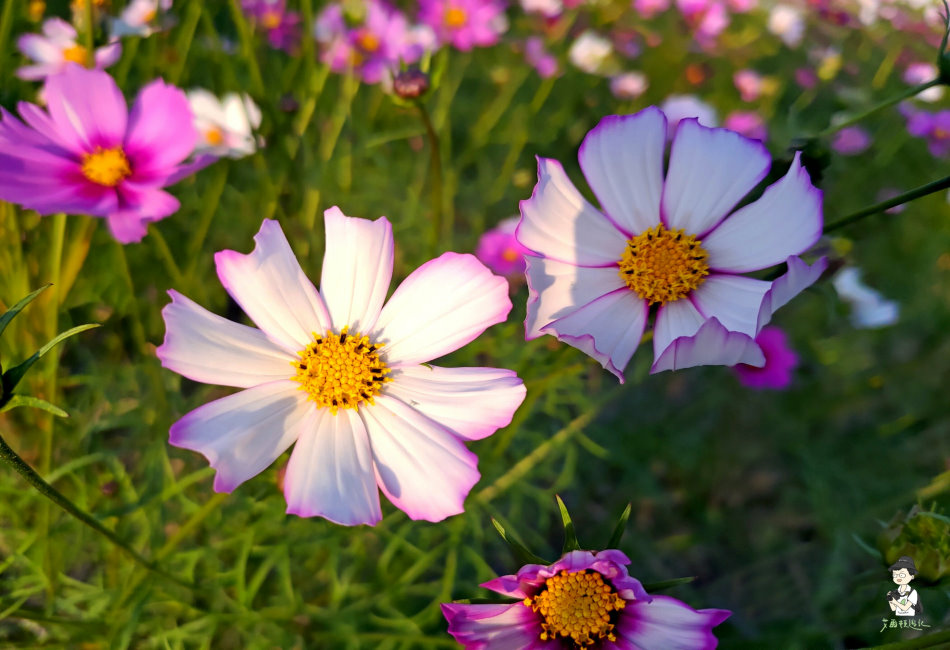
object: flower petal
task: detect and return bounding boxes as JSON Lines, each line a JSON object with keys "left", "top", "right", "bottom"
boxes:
{"left": 157, "top": 290, "right": 296, "bottom": 388}
{"left": 756, "top": 255, "right": 828, "bottom": 331}
{"left": 283, "top": 407, "right": 382, "bottom": 525}
{"left": 44, "top": 64, "right": 128, "bottom": 151}
{"left": 616, "top": 595, "right": 731, "bottom": 650}
{"left": 690, "top": 274, "right": 771, "bottom": 338}
{"left": 169, "top": 380, "right": 311, "bottom": 493}
{"left": 385, "top": 365, "right": 526, "bottom": 440}
{"left": 517, "top": 157, "right": 628, "bottom": 266}
{"left": 319, "top": 207, "right": 394, "bottom": 333}
{"left": 524, "top": 255, "right": 624, "bottom": 339}
{"left": 652, "top": 309, "right": 765, "bottom": 373}
{"left": 545, "top": 288, "right": 648, "bottom": 383}
{"left": 661, "top": 118, "right": 771, "bottom": 237}
{"left": 441, "top": 603, "right": 548, "bottom": 650}
{"left": 215, "top": 219, "right": 332, "bottom": 353}
{"left": 371, "top": 253, "right": 510, "bottom": 366}
{"left": 578, "top": 108, "right": 667, "bottom": 236}
{"left": 125, "top": 78, "right": 197, "bottom": 178}
{"left": 94, "top": 41, "right": 123, "bottom": 68}
{"left": 702, "top": 153, "right": 823, "bottom": 272}
{"left": 360, "top": 394, "right": 479, "bottom": 522}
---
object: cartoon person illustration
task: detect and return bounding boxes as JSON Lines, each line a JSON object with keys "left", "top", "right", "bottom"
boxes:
{"left": 887, "top": 556, "right": 922, "bottom": 618}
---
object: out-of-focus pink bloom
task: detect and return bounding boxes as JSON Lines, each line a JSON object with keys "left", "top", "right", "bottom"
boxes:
{"left": 475, "top": 217, "right": 532, "bottom": 279}
{"left": 903, "top": 105, "right": 950, "bottom": 158}
{"left": 695, "top": 1, "right": 729, "bottom": 42}
{"left": 903, "top": 62, "right": 944, "bottom": 102}
{"left": 111, "top": 0, "right": 174, "bottom": 38}
{"left": 795, "top": 67, "right": 818, "bottom": 88}
{"left": 17, "top": 18, "right": 121, "bottom": 81}
{"left": 768, "top": 4, "right": 804, "bottom": 47}
{"left": 634, "top": 0, "right": 671, "bottom": 18}
{"left": 724, "top": 110, "right": 767, "bottom": 141}
{"left": 418, "top": 0, "right": 507, "bottom": 51}
{"left": 727, "top": 0, "right": 756, "bottom": 12}
{"left": 568, "top": 30, "right": 612, "bottom": 74}
{"left": 660, "top": 94, "right": 718, "bottom": 138}
{"left": 524, "top": 37, "right": 558, "bottom": 78}
{"left": 610, "top": 71, "right": 648, "bottom": 99}
{"left": 242, "top": 0, "right": 301, "bottom": 53}
{"left": 733, "top": 326, "right": 798, "bottom": 389}
{"left": 0, "top": 65, "right": 197, "bottom": 243}
{"left": 521, "top": 0, "right": 563, "bottom": 17}
{"left": 831, "top": 126, "right": 871, "bottom": 155}
{"left": 734, "top": 69, "right": 763, "bottom": 102}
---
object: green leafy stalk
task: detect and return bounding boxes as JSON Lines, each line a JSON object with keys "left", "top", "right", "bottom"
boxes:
{"left": 491, "top": 518, "right": 549, "bottom": 566}
{"left": 818, "top": 80, "right": 940, "bottom": 139}
{"left": 555, "top": 495, "right": 581, "bottom": 553}
{"left": 606, "top": 503, "right": 633, "bottom": 549}
{"left": 824, "top": 174, "right": 950, "bottom": 233}
{"left": 417, "top": 102, "right": 444, "bottom": 255}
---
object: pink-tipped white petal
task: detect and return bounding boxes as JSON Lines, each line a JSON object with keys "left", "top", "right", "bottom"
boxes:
{"left": 703, "top": 153, "right": 823, "bottom": 272}
{"left": 215, "top": 219, "right": 331, "bottom": 353}
{"left": 17, "top": 34, "right": 60, "bottom": 64}
{"left": 156, "top": 290, "right": 296, "bottom": 388}
{"left": 545, "top": 288, "right": 648, "bottom": 383}
{"left": 652, "top": 312, "right": 765, "bottom": 373}
{"left": 518, "top": 157, "right": 628, "bottom": 266}
{"left": 441, "top": 603, "right": 549, "bottom": 650}
{"left": 319, "top": 207, "right": 394, "bottom": 333}
{"left": 525, "top": 256, "right": 625, "bottom": 339}
{"left": 283, "top": 407, "right": 382, "bottom": 525}
{"left": 690, "top": 274, "right": 771, "bottom": 338}
{"left": 360, "top": 395, "right": 479, "bottom": 522}
{"left": 661, "top": 119, "right": 771, "bottom": 237}
{"left": 757, "top": 255, "right": 828, "bottom": 331}
{"left": 371, "top": 253, "right": 510, "bottom": 366}
{"left": 617, "top": 595, "right": 731, "bottom": 650}
{"left": 578, "top": 108, "right": 667, "bottom": 236}
{"left": 385, "top": 365, "right": 526, "bottom": 440}
{"left": 169, "top": 380, "right": 311, "bottom": 493}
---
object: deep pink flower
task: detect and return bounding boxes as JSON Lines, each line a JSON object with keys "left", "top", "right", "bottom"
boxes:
{"left": 724, "top": 110, "right": 767, "bottom": 141}
{"left": 733, "top": 69, "right": 763, "bottom": 102}
{"left": 17, "top": 17, "right": 121, "bottom": 81}
{"left": 418, "top": 0, "right": 507, "bottom": 51}
{"left": 831, "top": 126, "right": 871, "bottom": 155}
{"left": 442, "top": 549, "right": 730, "bottom": 649}
{"left": 475, "top": 216, "right": 533, "bottom": 278}
{"left": 634, "top": 0, "right": 672, "bottom": 18}
{"left": 524, "top": 36, "right": 558, "bottom": 78}
{"left": 0, "top": 65, "right": 197, "bottom": 243}
{"left": 242, "top": 0, "right": 301, "bottom": 53}
{"left": 903, "top": 105, "right": 950, "bottom": 158}
{"left": 733, "top": 326, "right": 798, "bottom": 389}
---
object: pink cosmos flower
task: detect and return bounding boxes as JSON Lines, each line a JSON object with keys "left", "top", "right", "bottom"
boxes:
{"left": 17, "top": 17, "right": 121, "bottom": 81}
{"left": 610, "top": 71, "right": 649, "bottom": 100}
{"left": 442, "top": 549, "right": 730, "bottom": 649}
{"left": 242, "top": 0, "right": 301, "bottom": 53}
{"left": 724, "top": 110, "right": 767, "bottom": 141}
{"left": 524, "top": 36, "right": 558, "bottom": 78}
{"left": 902, "top": 105, "right": 950, "bottom": 158}
{"left": 157, "top": 212, "right": 525, "bottom": 525}
{"left": 733, "top": 69, "right": 763, "bottom": 102}
{"left": 418, "top": 0, "right": 507, "bottom": 52}
{"left": 518, "top": 107, "right": 826, "bottom": 380}
{"left": 634, "top": 0, "right": 672, "bottom": 18}
{"left": 831, "top": 126, "right": 871, "bottom": 155}
{"left": 476, "top": 216, "right": 533, "bottom": 278}
{"left": 733, "top": 326, "right": 798, "bottom": 389}
{"left": 0, "top": 65, "right": 197, "bottom": 243}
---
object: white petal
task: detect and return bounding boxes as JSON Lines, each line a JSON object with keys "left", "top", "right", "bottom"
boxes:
{"left": 652, "top": 299, "right": 706, "bottom": 363}
{"left": 360, "top": 395, "right": 479, "bottom": 522}
{"left": 221, "top": 93, "right": 252, "bottom": 135}
{"left": 17, "top": 34, "right": 60, "bottom": 64}
{"left": 690, "top": 274, "right": 771, "bottom": 338}
{"left": 215, "top": 220, "right": 331, "bottom": 353}
{"left": 320, "top": 207, "right": 394, "bottom": 333}
{"left": 661, "top": 119, "right": 771, "bottom": 237}
{"left": 372, "top": 253, "right": 510, "bottom": 366}
{"left": 169, "top": 380, "right": 311, "bottom": 493}
{"left": 283, "top": 407, "right": 382, "bottom": 525}
{"left": 385, "top": 365, "right": 526, "bottom": 440}
{"left": 578, "top": 108, "right": 667, "bottom": 236}
{"left": 703, "top": 153, "right": 823, "bottom": 272}
{"left": 187, "top": 89, "right": 227, "bottom": 125}
{"left": 517, "top": 157, "right": 628, "bottom": 266}
{"left": 525, "top": 255, "right": 624, "bottom": 339}
{"left": 156, "top": 290, "right": 296, "bottom": 388}
{"left": 651, "top": 316, "right": 765, "bottom": 373}
{"left": 545, "top": 288, "right": 648, "bottom": 382}
{"left": 757, "top": 255, "right": 828, "bottom": 331}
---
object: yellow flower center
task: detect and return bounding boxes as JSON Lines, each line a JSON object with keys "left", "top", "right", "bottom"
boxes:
{"left": 143, "top": 8, "right": 157, "bottom": 22}
{"left": 62, "top": 44, "right": 88, "bottom": 65}
{"left": 524, "top": 570, "right": 627, "bottom": 647}
{"left": 617, "top": 223, "right": 709, "bottom": 305}
{"left": 501, "top": 248, "right": 519, "bottom": 262}
{"left": 291, "top": 327, "right": 390, "bottom": 414}
{"left": 204, "top": 127, "right": 225, "bottom": 147}
{"left": 261, "top": 9, "right": 281, "bottom": 29}
{"left": 934, "top": 127, "right": 949, "bottom": 140}
{"left": 80, "top": 147, "right": 131, "bottom": 187}
{"left": 356, "top": 30, "right": 380, "bottom": 53}
{"left": 444, "top": 7, "right": 468, "bottom": 27}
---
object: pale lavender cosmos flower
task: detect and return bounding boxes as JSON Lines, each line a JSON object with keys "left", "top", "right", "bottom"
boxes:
{"left": 568, "top": 30, "right": 613, "bottom": 74}
{"left": 418, "top": 0, "right": 507, "bottom": 52}
{"left": 724, "top": 110, "right": 767, "bottom": 141}
{"left": 610, "top": 71, "right": 649, "bottom": 99}
{"left": 524, "top": 36, "right": 558, "bottom": 78}
{"left": 733, "top": 69, "right": 763, "bottom": 102}
{"left": 831, "top": 126, "right": 871, "bottom": 155}
{"left": 832, "top": 268, "right": 899, "bottom": 328}
{"left": 768, "top": 4, "right": 804, "bottom": 46}
{"left": 733, "top": 326, "right": 798, "bottom": 389}
{"left": 475, "top": 216, "right": 533, "bottom": 279}
{"left": 0, "top": 65, "right": 197, "bottom": 243}
{"left": 518, "top": 107, "right": 826, "bottom": 379}
{"left": 242, "top": 0, "right": 301, "bottom": 53}
{"left": 903, "top": 62, "right": 943, "bottom": 102}
{"left": 902, "top": 105, "right": 950, "bottom": 158}
{"left": 157, "top": 213, "right": 525, "bottom": 525}
{"left": 442, "top": 549, "right": 730, "bottom": 649}
{"left": 17, "top": 18, "right": 121, "bottom": 81}
{"left": 660, "top": 94, "right": 718, "bottom": 138}
{"left": 111, "top": 0, "right": 173, "bottom": 38}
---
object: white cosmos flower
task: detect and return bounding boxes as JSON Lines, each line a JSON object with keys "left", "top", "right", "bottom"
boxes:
{"left": 187, "top": 89, "right": 263, "bottom": 159}
{"left": 832, "top": 268, "right": 899, "bottom": 328}
{"left": 16, "top": 18, "right": 121, "bottom": 81}
{"left": 157, "top": 211, "right": 525, "bottom": 525}
{"left": 111, "top": 0, "right": 174, "bottom": 38}
{"left": 568, "top": 31, "right": 613, "bottom": 75}
{"left": 518, "top": 107, "right": 827, "bottom": 381}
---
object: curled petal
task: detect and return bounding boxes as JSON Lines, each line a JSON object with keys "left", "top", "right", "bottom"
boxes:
{"left": 652, "top": 314, "right": 765, "bottom": 373}
{"left": 756, "top": 255, "right": 827, "bottom": 331}
{"left": 442, "top": 602, "right": 548, "bottom": 650}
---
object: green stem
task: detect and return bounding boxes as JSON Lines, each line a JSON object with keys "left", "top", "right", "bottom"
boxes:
{"left": 0, "top": 0, "right": 16, "bottom": 76}
{"left": 149, "top": 225, "right": 186, "bottom": 288}
{"left": 869, "top": 629, "right": 950, "bottom": 649}
{"left": 824, "top": 174, "right": 950, "bottom": 233}
{"left": 417, "top": 102, "right": 444, "bottom": 255}
{"left": 83, "top": 0, "right": 95, "bottom": 58}
{"left": 818, "top": 80, "right": 940, "bottom": 138}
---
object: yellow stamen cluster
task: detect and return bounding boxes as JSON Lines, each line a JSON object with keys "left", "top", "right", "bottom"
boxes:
{"left": 291, "top": 326, "right": 390, "bottom": 414}
{"left": 80, "top": 147, "right": 131, "bottom": 187}
{"left": 524, "top": 570, "right": 627, "bottom": 647}
{"left": 618, "top": 223, "right": 709, "bottom": 305}
{"left": 62, "top": 44, "right": 88, "bottom": 65}
{"left": 356, "top": 30, "right": 381, "bottom": 53}
{"left": 261, "top": 10, "right": 282, "bottom": 29}
{"left": 204, "top": 127, "right": 225, "bottom": 147}
{"left": 444, "top": 7, "right": 467, "bottom": 27}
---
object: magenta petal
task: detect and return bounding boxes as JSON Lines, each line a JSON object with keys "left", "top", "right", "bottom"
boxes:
{"left": 44, "top": 65, "right": 128, "bottom": 151}
{"left": 652, "top": 316, "right": 765, "bottom": 373}
{"left": 734, "top": 326, "right": 798, "bottom": 390}
{"left": 441, "top": 602, "right": 547, "bottom": 650}
{"left": 125, "top": 78, "right": 197, "bottom": 177}
{"left": 616, "top": 595, "right": 731, "bottom": 650}
{"left": 480, "top": 574, "right": 531, "bottom": 599}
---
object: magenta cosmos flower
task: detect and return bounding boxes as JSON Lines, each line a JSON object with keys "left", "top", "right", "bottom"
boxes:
{"left": 157, "top": 211, "right": 525, "bottom": 525}
{"left": 733, "top": 326, "right": 798, "bottom": 390}
{"left": 442, "top": 549, "right": 730, "bottom": 649}
{"left": 475, "top": 216, "right": 532, "bottom": 279}
{"left": 0, "top": 65, "right": 196, "bottom": 243}
{"left": 242, "top": 0, "right": 301, "bottom": 53}
{"left": 518, "top": 107, "right": 826, "bottom": 380}
{"left": 419, "top": 0, "right": 507, "bottom": 51}
{"left": 17, "top": 17, "right": 121, "bottom": 81}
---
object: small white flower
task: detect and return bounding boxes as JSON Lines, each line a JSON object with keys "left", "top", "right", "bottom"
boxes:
{"left": 521, "top": 0, "right": 563, "bottom": 17}
{"left": 16, "top": 18, "right": 121, "bottom": 81}
{"left": 832, "top": 268, "right": 899, "bottom": 328}
{"left": 610, "top": 72, "right": 649, "bottom": 100}
{"left": 568, "top": 31, "right": 613, "bottom": 75}
{"left": 111, "top": 0, "right": 174, "bottom": 38}
{"left": 768, "top": 5, "right": 804, "bottom": 47}
{"left": 187, "top": 89, "right": 263, "bottom": 159}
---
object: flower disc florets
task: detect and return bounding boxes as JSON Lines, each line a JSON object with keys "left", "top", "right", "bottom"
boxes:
{"left": 618, "top": 223, "right": 709, "bottom": 305}
{"left": 81, "top": 146, "right": 132, "bottom": 187}
{"left": 523, "top": 569, "right": 626, "bottom": 646}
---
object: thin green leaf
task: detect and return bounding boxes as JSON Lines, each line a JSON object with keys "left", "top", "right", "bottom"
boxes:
{"left": 606, "top": 503, "right": 633, "bottom": 549}
{"left": 641, "top": 576, "right": 696, "bottom": 592}
{"left": 2, "top": 323, "right": 99, "bottom": 396}
{"left": 0, "top": 284, "right": 51, "bottom": 339}
{"left": 0, "top": 395, "right": 69, "bottom": 418}
{"left": 852, "top": 533, "right": 884, "bottom": 561}
{"left": 491, "top": 518, "right": 549, "bottom": 566}
{"left": 916, "top": 511, "right": 950, "bottom": 526}
{"left": 555, "top": 495, "right": 580, "bottom": 553}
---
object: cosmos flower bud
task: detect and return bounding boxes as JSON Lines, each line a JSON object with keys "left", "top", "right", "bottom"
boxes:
{"left": 393, "top": 66, "right": 431, "bottom": 99}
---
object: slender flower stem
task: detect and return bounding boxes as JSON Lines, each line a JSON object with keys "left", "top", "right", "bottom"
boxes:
{"left": 824, "top": 174, "right": 950, "bottom": 233}
{"left": 818, "top": 79, "right": 940, "bottom": 138}
{"left": 417, "top": 102, "right": 444, "bottom": 254}
{"left": 83, "top": 0, "right": 95, "bottom": 58}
